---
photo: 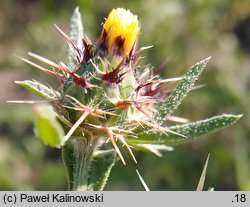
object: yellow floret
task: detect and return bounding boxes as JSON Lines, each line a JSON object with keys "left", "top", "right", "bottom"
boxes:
{"left": 103, "top": 8, "right": 139, "bottom": 57}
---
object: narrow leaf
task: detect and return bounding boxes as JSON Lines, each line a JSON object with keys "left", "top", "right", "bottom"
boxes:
{"left": 90, "top": 149, "right": 116, "bottom": 190}
{"left": 35, "top": 104, "right": 65, "bottom": 147}
{"left": 128, "top": 114, "right": 242, "bottom": 146}
{"left": 196, "top": 154, "right": 210, "bottom": 191}
{"left": 68, "top": 7, "right": 84, "bottom": 70}
{"left": 15, "top": 80, "right": 59, "bottom": 100}
{"left": 154, "top": 57, "right": 211, "bottom": 124}
{"left": 62, "top": 139, "right": 75, "bottom": 190}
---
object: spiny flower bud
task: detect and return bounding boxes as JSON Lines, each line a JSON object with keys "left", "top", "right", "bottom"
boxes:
{"left": 98, "top": 8, "right": 139, "bottom": 58}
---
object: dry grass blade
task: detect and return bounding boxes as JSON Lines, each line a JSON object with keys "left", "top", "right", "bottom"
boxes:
{"left": 196, "top": 153, "right": 210, "bottom": 191}
{"left": 136, "top": 169, "right": 150, "bottom": 191}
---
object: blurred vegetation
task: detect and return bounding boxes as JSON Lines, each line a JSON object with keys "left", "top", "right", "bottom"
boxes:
{"left": 0, "top": 0, "right": 249, "bottom": 190}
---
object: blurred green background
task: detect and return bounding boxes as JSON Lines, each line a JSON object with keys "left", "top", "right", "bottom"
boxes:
{"left": 0, "top": 0, "right": 249, "bottom": 190}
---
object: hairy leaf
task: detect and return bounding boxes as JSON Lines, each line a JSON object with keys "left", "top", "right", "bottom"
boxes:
{"left": 15, "top": 80, "right": 59, "bottom": 100}
{"left": 68, "top": 7, "right": 84, "bottom": 70}
{"left": 90, "top": 150, "right": 117, "bottom": 191}
{"left": 154, "top": 57, "right": 211, "bottom": 124}
{"left": 128, "top": 114, "right": 242, "bottom": 146}
{"left": 62, "top": 139, "right": 75, "bottom": 190}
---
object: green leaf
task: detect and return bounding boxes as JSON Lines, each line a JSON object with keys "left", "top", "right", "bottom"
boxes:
{"left": 154, "top": 57, "right": 211, "bottom": 124}
{"left": 68, "top": 7, "right": 84, "bottom": 71}
{"left": 62, "top": 139, "right": 76, "bottom": 190}
{"left": 90, "top": 150, "right": 117, "bottom": 191}
{"left": 128, "top": 114, "right": 242, "bottom": 146}
{"left": 35, "top": 104, "right": 65, "bottom": 147}
{"left": 15, "top": 80, "right": 59, "bottom": 100}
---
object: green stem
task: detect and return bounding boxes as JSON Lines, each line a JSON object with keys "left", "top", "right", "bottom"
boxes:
{"left": 73, "top": 138, "right": 94, "bottom": 191}
{"left": 63, "top": 135, "right": 100, "bottom": 191}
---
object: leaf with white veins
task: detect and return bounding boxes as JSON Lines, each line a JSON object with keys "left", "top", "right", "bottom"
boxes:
{"left": 128, "top": 114, "right": 242, "bottom": 146}
{"left": 154, "top": 57, "right": 211, "bottom": 124}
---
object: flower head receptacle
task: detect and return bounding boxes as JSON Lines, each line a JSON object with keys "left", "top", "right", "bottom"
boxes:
{"left": 98, "top": 8, "right": 140, "bottom": 58}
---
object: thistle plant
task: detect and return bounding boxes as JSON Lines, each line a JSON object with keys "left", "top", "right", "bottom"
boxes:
{"left": 14, "top": 8, "right": 242, "bottom": 191}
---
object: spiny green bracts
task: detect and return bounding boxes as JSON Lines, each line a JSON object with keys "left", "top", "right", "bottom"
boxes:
{"left": 15, "top": 7, "right": 241, "bottom": 190}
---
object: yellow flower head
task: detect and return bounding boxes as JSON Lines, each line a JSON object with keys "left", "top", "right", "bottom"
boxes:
{"left": 99, "top": 8, "right": 140, "bottom": 58}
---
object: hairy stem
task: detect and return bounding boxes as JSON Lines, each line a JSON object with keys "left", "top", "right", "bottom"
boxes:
{"left": 63, "top": 135, "right": 100, "bottom": 191}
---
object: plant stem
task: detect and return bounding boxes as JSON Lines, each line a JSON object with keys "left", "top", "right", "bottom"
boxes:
{"left": 63, "top": 135, "right": 99, "bottom": 191}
